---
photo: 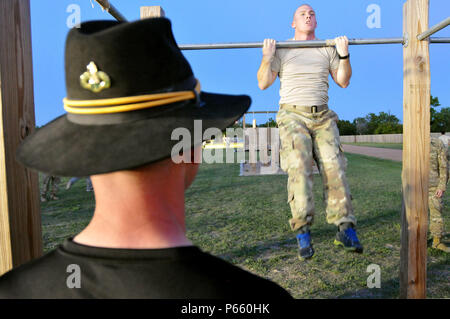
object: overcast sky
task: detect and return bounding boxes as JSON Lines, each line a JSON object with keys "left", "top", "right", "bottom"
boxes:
{"left": 30, "top": 0, "right": 450, "bottom": 126}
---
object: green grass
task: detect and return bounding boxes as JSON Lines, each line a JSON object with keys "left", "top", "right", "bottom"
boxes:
{"left": 342, "top": 142, "right": 403, "bottom": 150}
{"left": 40, "top": 178, "right": 95, "bottom": 252}
{"left": 40, "top": 152, "right": 449, "bottom": 298}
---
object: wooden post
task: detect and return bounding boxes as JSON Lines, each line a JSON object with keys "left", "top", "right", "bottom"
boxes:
{"left": 400, "top": 0, "right": 430, "bottom": 299}
{"left": 140, "top": 6, "right": 165, "bottom": 19}
{"left": 0, "top": 0, "right": 42, "bottom": 276}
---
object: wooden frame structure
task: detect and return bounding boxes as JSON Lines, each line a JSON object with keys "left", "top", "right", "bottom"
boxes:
{"left": 0, "top": 0, "right": 42, "bottom": 276}
{"left": 0, "top": 0, "right": 447, "bottom": 298}
{"left": 400, "top": 0, "right": 431, "bottom": 299}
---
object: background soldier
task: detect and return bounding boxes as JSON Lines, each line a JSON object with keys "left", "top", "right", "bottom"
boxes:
{"left": 429, "top": 137, "right": 448, "bottom": 252}
{"left": 40, "top": 174, "right": 60, "bottom": 202}
{"left": 438, "top": 131, "right": 450, "bottom": 176}
{"left": 257, "top": 4, "right": 362, "bottom": 260}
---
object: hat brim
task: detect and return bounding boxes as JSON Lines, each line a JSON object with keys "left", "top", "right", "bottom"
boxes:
{"left": 17, "top": 92, "right": 250, "bottom": 176}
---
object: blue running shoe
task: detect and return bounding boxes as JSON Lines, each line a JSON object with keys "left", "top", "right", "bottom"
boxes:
{"left": 334, "top": 227, "right": 363, "bottom": 253}
{"left": 296, "top": 232, "right": 314, "bottom": 260}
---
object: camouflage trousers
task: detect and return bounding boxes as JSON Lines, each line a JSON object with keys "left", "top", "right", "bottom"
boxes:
{"left": 41, "top": 175, "right": 60, "bottom": 199}
{"left": 429, "top": 187, "right": 445, "bottom": 238}
{"left": 447, "top": 147, "right": 450, "bottom": 180}
{"left": 276, "top": 105, "right": 356, "bottom": 231}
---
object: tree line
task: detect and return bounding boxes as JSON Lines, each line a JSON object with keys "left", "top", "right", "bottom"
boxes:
{"left": 236, "top": 95, "right": 448, "bottom": 135}
{"left": 337, "top": 95, "right": 449, "bottom": 135}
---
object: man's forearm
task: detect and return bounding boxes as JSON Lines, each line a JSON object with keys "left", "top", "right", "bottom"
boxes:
{"left": 257, "top": 57, "right": 274, "bottom": 90}
{"left": 336, "top": 59, "right": 352, "bottom": 88}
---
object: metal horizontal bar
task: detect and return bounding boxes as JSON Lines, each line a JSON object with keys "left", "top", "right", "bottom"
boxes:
{"left": 94, "top": 0, "right": 127, "bottom": 22}
{"left": 430, "top": 37, "right": 450, "bottom": 43}
{"left": 179, "top": 38, "right": 404, "bottom": 50}
{"left": 417, "top": 17, "right": 450, "bottom": 40}
{"left": 244, "top": 111, "right": 278, "bottom": 114}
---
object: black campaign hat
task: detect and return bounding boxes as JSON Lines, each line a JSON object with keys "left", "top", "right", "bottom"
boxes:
{"left": 17, "top": 18, "right": 250, "bottom": 176}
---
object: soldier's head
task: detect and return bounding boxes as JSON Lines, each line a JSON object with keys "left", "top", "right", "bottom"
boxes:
{"left": 16, "top": 18, "right": 251, "bottom": 182}
{"left": 292, "top": 4, "right": 317, "bottom": 34}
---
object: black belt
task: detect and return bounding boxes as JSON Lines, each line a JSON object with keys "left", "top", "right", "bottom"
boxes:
{"left": 280, "top": 103, "right": 328, "bottom": 113}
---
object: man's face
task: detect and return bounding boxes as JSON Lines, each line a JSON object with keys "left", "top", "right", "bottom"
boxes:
{"left": 292, "top": 5, "right": 317, "bottom": 32}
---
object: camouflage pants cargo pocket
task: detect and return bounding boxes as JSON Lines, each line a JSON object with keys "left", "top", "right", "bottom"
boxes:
{"left": 277, "top": 107, "right": 356, "bottom": 231}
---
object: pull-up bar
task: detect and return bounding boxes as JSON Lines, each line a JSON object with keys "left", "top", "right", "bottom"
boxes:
{"left": 179, "top": 38, "right": 406, "bottom": 50}
{"left": 178, "top": 37, "right": 450, "bottom": 50}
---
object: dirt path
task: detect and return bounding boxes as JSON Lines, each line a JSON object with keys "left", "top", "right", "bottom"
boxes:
{"left": 342, "top": 144, "right": 402, "bottom": 162}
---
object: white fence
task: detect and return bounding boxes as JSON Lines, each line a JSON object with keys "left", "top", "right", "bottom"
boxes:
{"left": 340, "top": 132, "right": 449, "bottom": 143}
{"left": 241, "top": 128, "right": 285, "bottom": 176}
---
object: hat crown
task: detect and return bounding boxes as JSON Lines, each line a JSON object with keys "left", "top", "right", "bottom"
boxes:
{"left": 65, "top": 18, "right": 194, "bottom": 100}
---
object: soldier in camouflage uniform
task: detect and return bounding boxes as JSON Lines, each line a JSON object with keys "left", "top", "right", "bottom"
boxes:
{"left": 439, "top": 131, "right": 450, "bottom": 177}
{"left": 257, "top": 4, "right": 362, "bottom": 260}
{"left": 429, "top": 138, "right": 448, "bottom": 252}
{"left": 276, "top": 107, "right": 355, "bottom": 228}
{"left": 40, "top": 175, "right": 61, "bottom": 202}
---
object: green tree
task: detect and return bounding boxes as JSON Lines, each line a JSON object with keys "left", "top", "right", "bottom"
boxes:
{"left": 431, "top": 107, "right": 450, "bottom": 132}
{"left": 364, "top": 111, "right": 402, "bottom": 134}
{"left": 374, "top": 122, "right": 403, "bottom": 134}
{"left": 430, "top": 95, "right": 449, "bottom": 132}
{"left": 337, "top": 120, "right": 356, "bottom": 135}
{"left": 430, "top": 95, "right": 440, "bottom": 131}
{"left": 258, "top": 117, "right": 277, "bottom": 128}
{"left": 353, "top": 117, "right": 369, "bottom": 135}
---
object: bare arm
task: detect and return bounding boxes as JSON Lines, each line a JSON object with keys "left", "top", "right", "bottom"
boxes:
{"left": 257, "top": 39, "right": 278, "bottom": 90}
{"left": 330, "top": 36, "right": 352, "bottom": 88}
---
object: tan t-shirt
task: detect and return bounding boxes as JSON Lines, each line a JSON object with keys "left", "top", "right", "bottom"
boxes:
{"left": 271, "top": 42, "right": 339, "bottom": 106}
